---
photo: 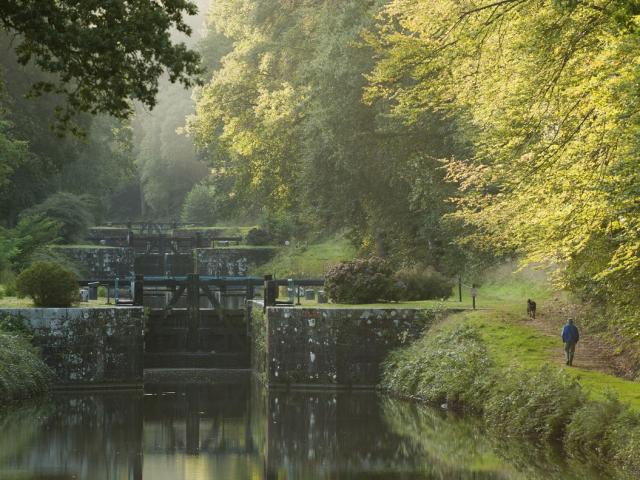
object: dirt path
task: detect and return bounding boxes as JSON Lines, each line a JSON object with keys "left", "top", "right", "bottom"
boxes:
{"left": 524, "top": 300, "right": 633, "bottom": 378}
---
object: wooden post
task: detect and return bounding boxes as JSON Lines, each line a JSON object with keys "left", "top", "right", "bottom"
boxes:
{"left": 186, "top": 274, "right": 200, "bottom": 352}
{"left": 458, "top": 275, "right": 462, "bottom": 302}
{"left": 133, "top": 274, "right": 144, "bottom": 306}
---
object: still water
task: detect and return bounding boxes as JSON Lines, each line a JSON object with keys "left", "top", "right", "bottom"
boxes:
{"left": 0, "top": 375, "right": 629, "bottom": 480}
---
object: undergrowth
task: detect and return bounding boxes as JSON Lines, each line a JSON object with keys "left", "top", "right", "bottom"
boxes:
{"left": 0, "top": 314, "right": 51, "bottom": 405}
{"left": 381, "top": 321, "right": 640, "bottom": 475}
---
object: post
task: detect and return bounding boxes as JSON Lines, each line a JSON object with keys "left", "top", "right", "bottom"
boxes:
{"left": 458, "top": 275, "right": 462, "bottom": 302}
{"left": 115, "top": 276, "right": 120, "bottom": 304}
{"left": 470, "top": 283, "right": 477, "bottom": 310}
{"left": 263, "top": 274, "right": 277, "bottom": 313}
{"left": 133, "top": 274, "right": 144, "bottom": 306}
{"left": 186, "top": 274, "right": 200, "bottom": 351}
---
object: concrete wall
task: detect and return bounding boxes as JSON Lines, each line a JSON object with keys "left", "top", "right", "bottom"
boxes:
{"left": 0, "top": 307, "right": 144, "bottom": 385}
{"left": 196, "top": 247, "right": 277, "bottom": 277}
{"left": 51, "top": 246, "right": 134, "bottom": 279}
{"left": 265, "top": 307, "right": 435, "bottom": 387}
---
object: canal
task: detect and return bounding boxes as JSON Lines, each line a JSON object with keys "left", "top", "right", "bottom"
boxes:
{"left": 0, "top": 374, "right": 631, "bottom": 479}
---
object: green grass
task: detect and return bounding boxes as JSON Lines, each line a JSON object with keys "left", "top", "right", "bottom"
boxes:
{"left": 0, "top": 295, "right": 114, "bottom": 309}
{"left": 214, "top": 245, "right": 279, "bottom": 251}
{"left": 178, "top": 225, "right": 257, "bottom": 235}
{"left": 253, "top": 236, "right": 356, "bottom": 278}
{"left": 50, "top": 244, "right": 122, "bottom": 250}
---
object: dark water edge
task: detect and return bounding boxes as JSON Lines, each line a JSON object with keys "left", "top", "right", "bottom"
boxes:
{"left": 0, "top": 376, "right": 631, "bottom": 480}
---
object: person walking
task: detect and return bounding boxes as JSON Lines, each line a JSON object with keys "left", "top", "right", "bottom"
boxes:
{"left": 561, "top": 318, "right": 580, "bottom": 366}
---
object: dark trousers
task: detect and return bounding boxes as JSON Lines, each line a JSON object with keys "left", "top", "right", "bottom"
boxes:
{"left": 564, "top": 342, "right": 576, "bottom": 366}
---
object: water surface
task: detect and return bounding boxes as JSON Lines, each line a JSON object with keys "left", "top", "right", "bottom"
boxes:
{"left": 0, "top": 376, "right": 628, "bottom": 479}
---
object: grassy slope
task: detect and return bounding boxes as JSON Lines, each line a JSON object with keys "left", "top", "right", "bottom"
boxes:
{"left": 439, "top": 268, "right": 640, "bottom": 410}
{"left": 252, "top": 236, "right": 356, "bottom": 278}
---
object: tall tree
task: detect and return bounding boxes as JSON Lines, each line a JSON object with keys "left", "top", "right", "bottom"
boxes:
{"left": 366, "top": 0, "right": 640, "bottom": 302}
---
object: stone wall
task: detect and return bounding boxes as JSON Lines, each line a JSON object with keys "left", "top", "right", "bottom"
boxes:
{"left": 265, "top": 307, "right": 436, "bottom": 387}
{"left": 51, "top": 246, "right": 134, "bottom": 279}
{"left": 196, "top": 247, "right": 277, "bottom": 276}
{"left": 0, "top": 307, "right": 144, "bottom": 385}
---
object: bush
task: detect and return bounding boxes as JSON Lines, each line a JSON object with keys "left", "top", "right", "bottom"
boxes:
{"left": 0, "top": 313, "right": 33, "bottom": 338}
{"left": 180, "top": 183, "right": 219, "bottom": 224}
{"left": 395, "top": 264, "right": 453, "bottom": 300}
{"left": 3, "top": 281, "right": 17, "bottom": 297}
{"left": 564, "top": 393, "right": 625, "bottom": 457}
{"left": 246, "top": 227, "right": 273, "bottom": 245}
{"left": 0, "top": 329, "right": 51, "bottom": 404}
{"left": 16, "top": 262, "right": 79, "bottom": 307}
{"left": 484, "top": 366, "right": 586, "bottom": 441}
{"left": 382, "top": 324, "right": 494, "bottom": 411}
{"left": 325, "top": 257, "right": 400, "bottom": 304}
{"left": 21, "top": 192, "right": 95, "bottom": 243}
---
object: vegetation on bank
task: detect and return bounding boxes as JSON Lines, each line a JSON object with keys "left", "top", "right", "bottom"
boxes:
{"left": 0, "top": 316, "right": 50, "bottom": 405}
{"left": 381, "top": 273, "right": 640, "bottom": 475}
{"left": 253, "top": 236, "right": 356, "bottom": 278}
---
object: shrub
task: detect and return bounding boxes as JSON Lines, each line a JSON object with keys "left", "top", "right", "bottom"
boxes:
{"left": 325, "top": 257, "right": 400, "bottom": 303}
{"left": 0, "top": 329, "right": 51, "bottom": 404}
{"left": 394, "top": 264, "right": 453, "bottom": 300}
{"left": 564, "top": 393, "right": 625, "bottom": 457}
{"left": 3, "top": 281, "right": 17, "bottom": 297}
{"left": 382, "top": 324, "right": 494, "bottom": 411}
{"left": 608, "top": 410, "right": 640, "bottom": 474}
{"left": 246, "top": 227, "right": 273, "bottom": 245}
{"left": 21, "top": 192, "right": 95, "bottom": 243}
{"left": 484, "top": 366, "right": 586, "bottom": 442}
{"left": 180, "top": 183, "right": 219, "bottom": 224}
{"left": 16, "top": 262, "right": 79, "bottom": 307}
{"left": 0, "top": 313, "right": 33, "bottom": 338}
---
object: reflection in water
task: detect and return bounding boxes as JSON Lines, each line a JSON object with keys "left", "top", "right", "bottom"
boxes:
{"left": 0, "top": 377, "right": 631, "bottom": 480}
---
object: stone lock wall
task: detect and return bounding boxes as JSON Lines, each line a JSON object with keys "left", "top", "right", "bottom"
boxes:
{"left": 51, "top": 246, "right": 135, "bottom": 279}
{"left": 0, "top": 307, "right": 144, "bottom": 385}
{"left": 196, "top": 247, "right": 277, "bottom": 277}
{"left": 265, "top": 307, "right": 435, "bottom": 387}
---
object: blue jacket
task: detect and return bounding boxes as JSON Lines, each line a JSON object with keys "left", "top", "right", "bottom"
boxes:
{"left": 561, "top": 323, "right": 579, "bottom": 344}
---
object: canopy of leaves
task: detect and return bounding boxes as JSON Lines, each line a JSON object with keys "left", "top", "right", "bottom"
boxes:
{"left": 22, "top": 192, "right": 95, "bottom": 243}
{"left": 366, "top": 0, "right": 640, "bottom": 308}
{"left": 0, "top": 0, "right": 203, "bottom": 131}
{"left": 190, "top": 0, "right": 469, "bottom": 270}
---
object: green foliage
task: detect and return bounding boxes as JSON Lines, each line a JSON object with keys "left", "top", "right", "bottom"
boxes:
{"left": 0, "top": 0, "right": 202, "bottom": 130}
{"left": 382, "top": 324, "right": 493, "bottom": 411}
{"left": 134, "top": 77, "right": 208, "bottom": 218}
{"left": 325, "top": 257, "right": 399, "bottom": 304}
{"left": 16, "top": 261, "right": 78, "bottom": 307}
{"left": 0, "top": 119, "right": 30, "bottom": 190}
{"left": 0, "top": 313, "right": 33, "bottom": 338}
{"left": 0, "top": 328, "right": 50, "bottom": 405}
{"left": 253, "top": 236, "right": 356, "bottom": 278}
{"left": 565, "top": 393, "right": 626, "bottom": 457}
{"left": 0, "top": 215, "right": 61, "bottom": 274}
{"left": 246, "top": 227, "right": 273, "bottom": 246}
{"left": 366, "top": 0, "right": 640, "bottom": 323}
{"left": 180, "top": 183, "right": 220, "bottom": 224}
{"left": 190, "top": 0, "right": 466, "bottom": 269}
{"left": 485, "top": 366, "right": 586, "bottom": 441}
{"left": 22, "top": 192, "right": 94, "bottom": 243}
{"left": 395, "top": 265, "right": 453, "bottom": 301}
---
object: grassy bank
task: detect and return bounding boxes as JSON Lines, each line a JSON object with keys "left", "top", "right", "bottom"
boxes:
{"left": 0, "top": 316, "right": 51, "bottom": 405}
{"left": 252, "top": 236, "right": 356, "bottom": 278}
{"left": 381, "top": 269, "right": 640, "bottom": 475}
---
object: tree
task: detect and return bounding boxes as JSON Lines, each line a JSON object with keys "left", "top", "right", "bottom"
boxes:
{"left": 0, "top": 0, "right": 203, "bottom": 131}
{"left": 366, "top": 0, "right": 640, "bottom": 309}
{"left": 190, "top": 0, "right": 467, "bottom": 270}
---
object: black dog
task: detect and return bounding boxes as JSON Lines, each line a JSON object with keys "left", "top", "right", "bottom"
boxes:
{"left": 527, "top": 299, "right": 537, "bottom": 319}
